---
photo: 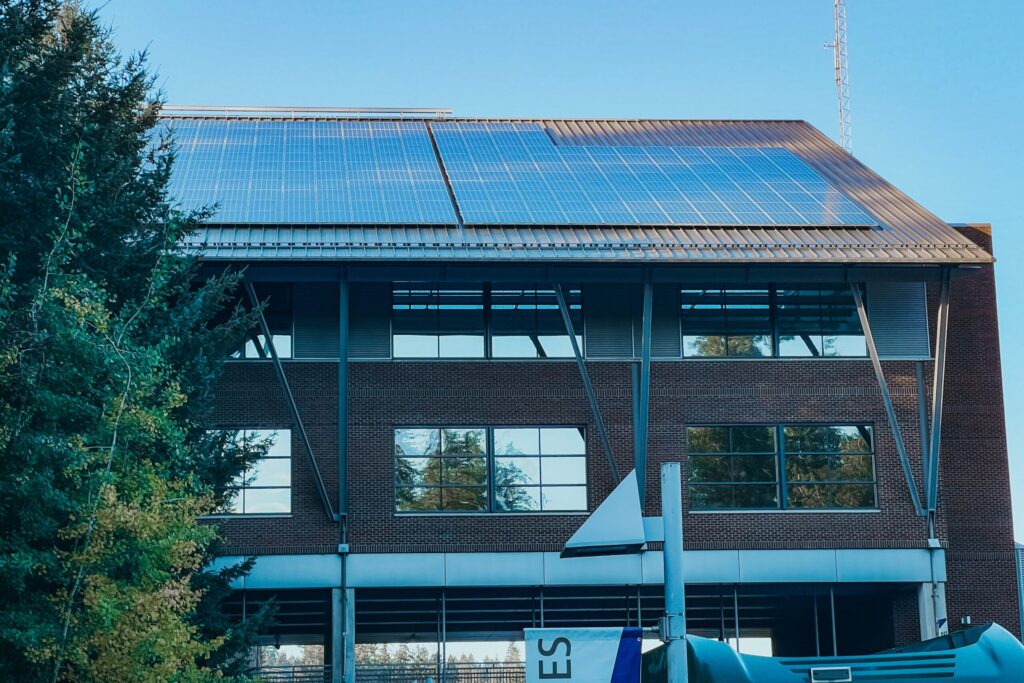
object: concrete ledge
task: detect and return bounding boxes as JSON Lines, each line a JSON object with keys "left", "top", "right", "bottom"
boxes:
{"left": 212, "top": 548, "right": 945, "bottom": 590}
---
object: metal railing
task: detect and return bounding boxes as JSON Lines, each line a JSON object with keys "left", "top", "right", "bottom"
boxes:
{"left": 357, "top": 662, "right": 525, "bottom": 683}
{"left": 247, "top": 664, "right": 331, "bottom": 681}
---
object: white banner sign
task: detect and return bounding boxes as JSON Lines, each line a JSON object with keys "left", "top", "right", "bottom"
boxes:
{"left": 524, "top": 627, "right": 642, "bottom": 683}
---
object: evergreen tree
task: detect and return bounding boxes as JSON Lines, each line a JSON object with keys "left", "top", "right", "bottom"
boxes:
{"left": 0, "top": 1, "right": 269, "bottom": 679}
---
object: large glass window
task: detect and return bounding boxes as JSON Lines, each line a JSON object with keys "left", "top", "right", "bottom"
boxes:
{"left": 776, "top": 288, "right": 865, "bottom": 357}
{"left": 681, "top": 289, "right": 772, "bottom": 358}
{"left": 392, "top": 285, "right": 485, "bottom": 358}
{"left": 394, "top": 426, "right": 587, "bottom": 513}
{"left": 674, "top": 286, "right": 865, "bottom": 359}
{"left": 491, "top": 286, "right": 582, "bottom": 358}
{"left": 784, "top": 425, "right": 876, "bottom": 509}
{"left": 687, "top": 424, "right": 876, "bottom": 510}
{"left": 395, "top": 428, "right": 488, "bottom": 512}
{"left": 494, "top": 427, "right": 587, "bottom": 511}
{"left": 237, "top": 283, "right": 293, "bottom": 359}
{"left": 226, "top": 429, "right": 292, "bottom": 514}
{"left": 686, "top": 426, "right": 779, "bottom": 509}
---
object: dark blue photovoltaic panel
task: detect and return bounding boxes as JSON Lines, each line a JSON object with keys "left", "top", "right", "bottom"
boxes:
{"left": 430, "top": 122, "right": 877, "bottom": 227}
{"left": 166, "top": 119, "right": 457, "bottom": 224}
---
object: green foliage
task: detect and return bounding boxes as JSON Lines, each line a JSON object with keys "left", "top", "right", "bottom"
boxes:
{"left": 0, "top": 1, "right": 269, "bottom": 680}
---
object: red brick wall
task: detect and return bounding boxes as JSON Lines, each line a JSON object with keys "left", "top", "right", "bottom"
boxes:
{"left": 939, "top": 226, "right": 1020, "bottom": 637}
{"left": 207, "top": 227, "right": 1020, "bottom": 636}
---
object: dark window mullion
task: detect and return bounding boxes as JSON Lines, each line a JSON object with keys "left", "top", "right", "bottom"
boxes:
{"left": 778, "top": 424, "right": 788, "bottom": 509}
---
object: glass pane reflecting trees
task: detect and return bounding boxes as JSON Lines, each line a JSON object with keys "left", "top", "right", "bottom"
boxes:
{"left": 687, "top": 424, "right": 876, "bottom": 510}
{"left": 395, "top": 427, "right": 586, "bottom": 513}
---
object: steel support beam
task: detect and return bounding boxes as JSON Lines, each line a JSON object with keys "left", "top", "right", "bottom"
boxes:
{"left": 851, "top": 284, "right": 925, "bottom": 516}
{"left": 338, "top": 281, "right": 349, "bottom": 526}
{"left": 244, "top": 281, "right": 337, "bottom": 520}
{"left": 637, "top": 282, "right": 653, "bottom": 506}
{"left": 926, "top": 270, "right": 952, "bottom": 517}
{"left": 555, "top": 284, "right": 620, "bottom": 484}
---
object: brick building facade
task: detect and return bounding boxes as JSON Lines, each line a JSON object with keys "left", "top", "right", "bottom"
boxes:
{"left": 169, "top": 109, "right": 1020, "bottom": 680}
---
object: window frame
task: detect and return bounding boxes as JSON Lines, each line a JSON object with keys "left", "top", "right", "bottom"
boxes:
{"left": 394, "top": 425, "right": 589, "bottom": 515}
{"left": 685, "top": 425, "right": 781, "bottom": 510}
{"left": 207, "top": 427, "right": 294, "bottom": 518}
{"left": 390, "top": 283, "right": 583, "bottom": 361}
{"left": 686, "top": 422, "right": 878, "bottom": 512}
{"left": 674, "top": 285, "right": 866, "bottom": 360}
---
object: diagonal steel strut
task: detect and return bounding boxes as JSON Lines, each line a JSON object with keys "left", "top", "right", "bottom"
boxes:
{"left": 851, "top": 283, "right": 925, "bottom": 517}
{"left": 555, "top": 284, "right": 620, "bottom": 484}
{"left": 244, "top": 281, "right": 338, "bottom": 521}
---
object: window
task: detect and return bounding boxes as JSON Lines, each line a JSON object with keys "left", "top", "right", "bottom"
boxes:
{"left": 686, "top": 424, "right": 876, "bottom": 510}
{"left": 394, "top": 426, "right": 587, "bottom": 513}
{"left": 394, "top": 428, "right": 488, "bottom": 512}
{"left": 673, "top": 286, "right": 865, "bottom": 359}
{"left": 391, "top": 283, "right": 582, "bottom": 359}
{"left": 494, "top": 427, "right": 587, "bottom": 511}
{"left": 392, "top": 285, "right": 485, "bottom": 358}
{"left": 226, "top": 429, "right": 292, "bottom": 514}
{"left": 686, "top": 426, "right": 779, "bottom": 509}
{"left": 784, "top": 425, "right": 876, "bottom": 509}
{"left": 777, "top": 288, "right": 865, "bottom": 357}
{"left": 681, "top": 289, "right": 772, "bottom": 357}
{"left": 491, "top": 286, "right": 581, "bottom": 358}
{"left": 236, "top": 283, "right": 293, "bottom": 359}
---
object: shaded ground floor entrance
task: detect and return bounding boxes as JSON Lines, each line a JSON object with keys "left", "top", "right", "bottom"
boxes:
{"left": 229, "top": 582, "right": 921, "bottom": 681}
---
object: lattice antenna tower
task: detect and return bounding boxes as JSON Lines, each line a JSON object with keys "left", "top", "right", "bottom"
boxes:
{"left": 826, "top": 0, "right": 852, "bottom": 153}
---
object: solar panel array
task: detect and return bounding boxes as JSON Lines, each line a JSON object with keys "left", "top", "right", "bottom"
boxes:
{"left": 166, "top": 119, "right": 457, "bottom": 224}
{"left": 430, "top": 122, "right": 877, "bottom": 227}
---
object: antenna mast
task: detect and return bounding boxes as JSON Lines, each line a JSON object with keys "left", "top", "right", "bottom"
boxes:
{"left": 827, "top": 0, "right": 852, "bottom": 152}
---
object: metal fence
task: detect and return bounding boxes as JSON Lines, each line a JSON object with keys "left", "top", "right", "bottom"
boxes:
{"left": 247, "top": 662, "right": 525, "bottom": 682}
{"left": 248, "top": 664, "right": 331, "bottom": 682}
{"left": 357, "top": 662, "right": 525, "bottom": 683}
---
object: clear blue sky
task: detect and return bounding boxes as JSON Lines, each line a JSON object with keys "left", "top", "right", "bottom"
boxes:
{"left": 92, "top": 0, "right": 1024, "bottom": 537}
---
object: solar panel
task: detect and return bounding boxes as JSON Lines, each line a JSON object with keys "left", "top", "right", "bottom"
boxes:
{"left": 166, "top": 119, "right": 458, "bottom": 224}
{"left": 430, "top": 122, "right": 877, "bottom": 227}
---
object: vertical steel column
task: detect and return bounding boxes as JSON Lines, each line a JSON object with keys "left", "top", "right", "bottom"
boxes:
{"left": 830, "top": 586, "right": 838, "bottom": 656}
{"left": 244, "top": 282, "right": 337, "bottom": 520}
{"left": 851, "top": 284, "right": 925, "bottom": 516}
{"left": 637, "top": 283, "right": 653, "bottom": 507}
{"left": 813, "top": 595, "right": 821, "bottom": 656}
{"left": 916, "top": 362, "right": 930, "bottom": 485}
{"left": 926, "top": 270, "right": 952, "bottom": 518}
{"left": 555, "top": 285, "right": 620, "bottom": 484}
{"left": 339, "top": 281, "right": 349, "bottom": 524}
{"left": 733, "top": 589, "right": 740, "bottom": 653}
{"left": 331, "top": 588, "right": 343, "bottom": 683}
{"left": 661, "top": 462, "right": 687, "bottom": 682}
{"left": 343, "top": 588, "right": 355, "bottom": 683}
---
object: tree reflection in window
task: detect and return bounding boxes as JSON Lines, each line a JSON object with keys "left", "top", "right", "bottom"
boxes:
{"left": 395, "top": 428, "right": 487, "bottom": 512}
{"left": 784, "top": 425, "right": 876, "bottom": 509}
{"left": 681, "top": 289, "right": 772, "bottom": 358}
{"left": 395, "top": 426, "right": 586, "bottom": 513}
{"left": 686, "top": 426, "right": 778, "bottom": 509}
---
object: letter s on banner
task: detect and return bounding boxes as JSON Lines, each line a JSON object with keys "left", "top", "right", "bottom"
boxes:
{"left": 525, "top": 627, "right": 641, "bottom": 683}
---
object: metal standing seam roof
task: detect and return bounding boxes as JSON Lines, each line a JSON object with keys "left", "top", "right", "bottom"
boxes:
{"left": 171, "top": 116, "right": 991, "bottom": 265}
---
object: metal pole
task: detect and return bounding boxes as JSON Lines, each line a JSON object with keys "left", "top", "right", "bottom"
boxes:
{"left": 813, "top": 595, "right": 821, "bottom": 656}
{"left": 637, "top": 283, "right": 654, "bottom": 506}
{"left": 830, "top": 586, "right": 838, "bottom": 656}
{"left": 661, "top": 462, "right": 688, "bottom": 682}
{"left": 733, "top": 589, "right": 740, "bottom": 653}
